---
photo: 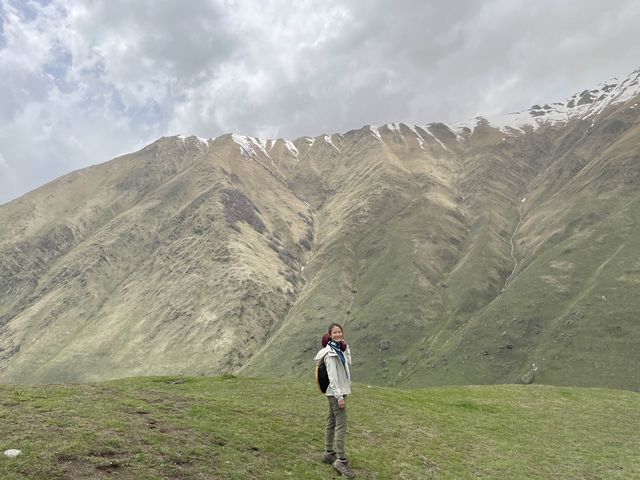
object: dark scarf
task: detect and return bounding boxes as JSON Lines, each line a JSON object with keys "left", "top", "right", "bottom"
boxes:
{"left": 328, "top": 340, "right": 348, "bottom": 378}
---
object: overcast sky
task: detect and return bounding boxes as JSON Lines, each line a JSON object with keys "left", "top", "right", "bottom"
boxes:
{"left": 1, "top": 0, "right": 639, "bottom": 205}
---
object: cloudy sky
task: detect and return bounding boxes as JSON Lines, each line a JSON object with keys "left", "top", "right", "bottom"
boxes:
{"left": 1, "top": 0, "right": 639, "bottom": 205}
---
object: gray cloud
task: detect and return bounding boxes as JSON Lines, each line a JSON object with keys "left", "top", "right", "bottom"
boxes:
{"left": 0, "top": 0, "right": 639, "bottom": 204}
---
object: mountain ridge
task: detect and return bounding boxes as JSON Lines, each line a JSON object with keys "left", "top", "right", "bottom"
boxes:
{"left": 158, "top": 66, "right": 640, "bottom": 168}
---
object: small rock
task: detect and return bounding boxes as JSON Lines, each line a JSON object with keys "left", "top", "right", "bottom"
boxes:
{"left": 520, "top": 371, "right": 535, "bottom": 384}
{"left": 521, "top": 363, "right": 540, "bottom": 384}
{"left": 4, "top": 449, "right": 21, "bottom": 458}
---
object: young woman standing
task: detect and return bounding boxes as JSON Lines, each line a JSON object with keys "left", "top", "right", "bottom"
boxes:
{"left": 314, "top": 323, "right": 355, "bottom": 478}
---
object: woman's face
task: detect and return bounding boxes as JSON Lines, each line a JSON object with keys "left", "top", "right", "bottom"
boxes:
{"left": 330, "top": 326, "right": 343, "bottom": 342}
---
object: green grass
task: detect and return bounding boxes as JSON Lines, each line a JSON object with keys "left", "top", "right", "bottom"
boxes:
{"left": 1, "top": 376, "right": 638, "bottom": 479}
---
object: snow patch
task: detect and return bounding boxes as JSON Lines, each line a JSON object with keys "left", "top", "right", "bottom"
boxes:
{"left": 486, "top": 68, "right": 640, "bottom": 132}
{"left": 439, "top": 124, "right": 467, "bottom": 143}
{"left": 284, "top": 139, "right": 299, "bottom": 157}
{"left": 405, "top": 123, "right": 425, "bottom": 150}
{"left": 448, "top": 120, "right": 477, "bottom": 139}
{"left": 176, "top": 135, "right": 209, "bottom": 150}
{"left": 177, "top": 134, "right": 208, "bottom": 143}
{"left": 324, "top": 134, "right": 340, "bottom": 152}
{"left": 387, "top": 122, "right": 402, "bottom": 135}
{"left": 254, "top": 137, "right": 268, "bottom": 153}
{"left": 369, "top": 125, "right": 383, "bottom": 142}
{"left": 423, "top": 125, "right": 451, "bottom": 153}
{"left": 232, "top": 134, "right": 270, "bottom": 159}
{"left": 445, "top": 68, "right": 640, "bottom": 135}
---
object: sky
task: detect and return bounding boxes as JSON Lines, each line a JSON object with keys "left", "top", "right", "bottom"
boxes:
{"left": 1, "top": 0, "right": 639, "bottom": 205}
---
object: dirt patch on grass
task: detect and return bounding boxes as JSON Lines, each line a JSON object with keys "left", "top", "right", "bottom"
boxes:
{"left": 550, "top": 260, "right": 574, "bottom": 271}
{"left": 56, "top": 451, "right": 132, "bottom": 479}
{"left": 540, "top": 275, "right": 568, "bottom": 292}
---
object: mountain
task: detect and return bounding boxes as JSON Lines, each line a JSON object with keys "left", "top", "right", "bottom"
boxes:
{"left": 1, "top": 68, "right": 639, "bottom": 390}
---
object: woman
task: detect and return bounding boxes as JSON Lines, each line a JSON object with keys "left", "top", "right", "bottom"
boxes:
{"left": 314, "top": 323, "right": 355, "bottom": 479}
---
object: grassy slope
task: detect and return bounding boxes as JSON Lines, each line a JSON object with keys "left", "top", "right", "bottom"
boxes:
{"left": 407, "top": 194, "right": 640, "bottom": 390}
{"left": 393, "top": 110, "right": 640, "bottom": 390}
{"left": 1, "top": 376, "right": 638, "bottom": 479}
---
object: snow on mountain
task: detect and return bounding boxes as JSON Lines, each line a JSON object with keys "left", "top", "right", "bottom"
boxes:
{"left": 451, "top": 67, "right": 640, "bottom": 135}
{"left": 175, "top": 135, "right": 211, "bottom": 153}
{"left": 231, "top": 134, "right": 270, "bottom": 159}
{"left": 323, "top": 134, "right": 341, "bottom": 152}
{"left": 181, "top": 68, "right": 640, "bottom": 157}
{"left": 368, "top": 125, "right": 383, "bottom": 142}
{"left": 422, "top": 125, "right": 452, "bottom": 152}
{"left": 387, "top": 122, "right": 402, "bottom": 136}
{"left": 284, "top": 139, "right": 299, "bottom": 157}
{"left": 177, "top": 134, "right": 210, "bottom": 145}
{"left": 405, "top": 123, "right": 426, "bottom": 149}
{"left": 357, "top": 69, "right": 640, "bottom": 148}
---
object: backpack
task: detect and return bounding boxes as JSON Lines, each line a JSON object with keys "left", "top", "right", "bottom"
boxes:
{"left": 315, "top": 357, "right": 330, "bottom": 393}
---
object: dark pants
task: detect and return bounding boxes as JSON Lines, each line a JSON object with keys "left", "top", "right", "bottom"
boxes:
{"left": 324, "top": 396, "right": 347, "bottom": 459}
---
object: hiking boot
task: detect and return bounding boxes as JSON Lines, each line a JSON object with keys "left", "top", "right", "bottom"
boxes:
{"left": 321, "top": 450, "right": 337, "bottom": 464}
{"left": 332, "top": 458, "right": 356, "bottom": 478}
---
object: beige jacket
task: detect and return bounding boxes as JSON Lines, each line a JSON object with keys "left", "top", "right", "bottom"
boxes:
{"left": 314, "top": 344, "right": 352, "bottom": 400}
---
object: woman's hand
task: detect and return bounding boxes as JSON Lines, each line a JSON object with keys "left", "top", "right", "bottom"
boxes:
{"left": 338, "top": 398, "right": 346, "bottom": 409}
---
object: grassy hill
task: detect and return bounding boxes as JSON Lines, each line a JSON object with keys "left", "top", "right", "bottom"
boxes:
{"left": 1, "top": 376, "right": 638, "bottom": 479}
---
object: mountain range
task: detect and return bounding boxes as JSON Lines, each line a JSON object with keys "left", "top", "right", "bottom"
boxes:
{"left": 1, "top": 67, "right": 639, "bottom": 390}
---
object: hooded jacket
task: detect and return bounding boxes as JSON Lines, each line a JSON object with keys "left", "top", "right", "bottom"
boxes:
{"left": 314, "top": 344, "right": 352, "bottom": 401}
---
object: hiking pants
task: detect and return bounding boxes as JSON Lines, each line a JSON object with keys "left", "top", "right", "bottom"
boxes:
{"left": 325, "top": 396, "right": 347, "bottom": 459}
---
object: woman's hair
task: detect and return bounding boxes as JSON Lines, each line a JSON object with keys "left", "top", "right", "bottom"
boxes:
{"left": 327, "top": 323, "right": 344, "bottom": 334}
